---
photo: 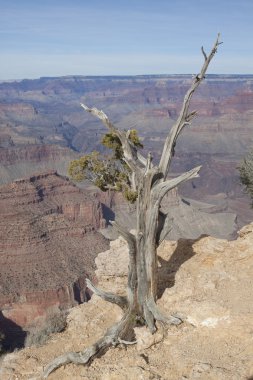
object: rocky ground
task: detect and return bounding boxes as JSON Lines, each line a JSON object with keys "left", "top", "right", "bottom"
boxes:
{"left": 1, "top": 222, "right": 252, "bottom": 379}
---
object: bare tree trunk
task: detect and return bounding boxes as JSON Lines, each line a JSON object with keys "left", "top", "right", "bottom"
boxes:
{"left": 43, "top": 35, "right": 222, "bottom": 378}
{"left": 136, "top": 168, "right": 158, "bottom": 331}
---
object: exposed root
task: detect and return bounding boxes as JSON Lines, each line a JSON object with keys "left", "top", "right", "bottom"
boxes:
{"left": 118, "top": 338, "right": 137, "bottom": 345}
{"left": 42, "top": 299, "right": 183, "bottom": 378}
{"left": 42, "top": 310, "right": 136, "bottom": 378}
{"left": 42, "top": 337, "right": 110, "bottom": 378}
{"left": 146, "top": 297, "right": 183, "bottom": 326}
{"left": 143, "top": 303, "right": 156, "bottom": 333}
{"left": 42, "top": 336, "right": 115, "bottom": 378}
{"left": 86, "top": 279, "right": 128, "bottom": 308}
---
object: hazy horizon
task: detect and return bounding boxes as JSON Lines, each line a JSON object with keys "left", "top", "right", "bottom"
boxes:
{"left": 1, "top": 73, "right": 253, "bottom": 83}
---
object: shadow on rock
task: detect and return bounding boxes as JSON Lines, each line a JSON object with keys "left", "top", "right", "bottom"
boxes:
{"left": 0, "top": 311, "right": 27, "bottom": 351}
{"left": 157, "top": 235, "right": 207, "bottom": 299}
{"left": 101, "top": 203, "right": 115, "bottom": 225}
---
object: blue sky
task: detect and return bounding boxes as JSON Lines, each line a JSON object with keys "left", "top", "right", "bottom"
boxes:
{"left": 0, "top": 0, "right": 253, "bottom": 79}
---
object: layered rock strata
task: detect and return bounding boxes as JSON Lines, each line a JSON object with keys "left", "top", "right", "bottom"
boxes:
{"left": 0, "top": 75, "right": 253, "bottom": 225}
{"left": 0, "top": 171, "right": 108, "bottom": 340}
{"left": 0, "top": 144, "right": 78, "bottom": 185}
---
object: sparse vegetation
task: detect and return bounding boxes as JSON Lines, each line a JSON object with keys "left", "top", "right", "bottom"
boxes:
{"left": 239, "top": 149, "right": 253, "bottom": 206}
{"left": 25, "top": 310, "right": 68, "bottom": 347}
{"left": 68, "top": 130, "right": 142, "bottom": 203}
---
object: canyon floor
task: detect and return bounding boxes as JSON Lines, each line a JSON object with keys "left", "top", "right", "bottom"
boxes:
{"left": 1, "top": 222, "right": 252, "bottom": 380}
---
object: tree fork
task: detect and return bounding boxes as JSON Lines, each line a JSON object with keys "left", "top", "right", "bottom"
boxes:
{"left": 43, "top": 35, "right": 221, "bottom": 378}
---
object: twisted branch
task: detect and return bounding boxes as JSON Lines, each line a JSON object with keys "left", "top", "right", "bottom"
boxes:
{"left": 159, "top": 33, "right": 222, "bottom": 178}
{"left": 146, "top": 297, "right": 182, "bottom": 325}
{"left": 86, "top": 279, "right": 127, "bottom": 308}
{"left": 152, "top": 165, "right": 202, "bottom": 204}
{"left": 43, "top": 309, "right": 136, "bottom": 378}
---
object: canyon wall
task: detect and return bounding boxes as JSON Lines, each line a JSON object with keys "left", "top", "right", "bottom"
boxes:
{"left": 0, "top": 171, "right": 108, "bottom": 345}
{"left": 0, "top": 144, "right": 78, "bottom": 185}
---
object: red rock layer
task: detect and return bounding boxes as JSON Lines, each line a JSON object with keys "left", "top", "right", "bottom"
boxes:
{"left": 0, "top": 144, "right": 75, "bottom": 166}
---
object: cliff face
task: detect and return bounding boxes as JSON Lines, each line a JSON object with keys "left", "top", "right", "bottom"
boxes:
{"left": 0, "top": 144, "right": 78, "bottom": 185}
{"left": 0, "top": 103, "right": 38, "bottom": 121}
{"left": 1, "top": 223, "right": 253, "bottom": 379}
{"left": 0, "top": 171, "right": 108, "bottom": 334}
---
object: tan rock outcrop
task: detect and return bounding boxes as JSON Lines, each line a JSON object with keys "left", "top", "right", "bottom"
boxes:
{"left": 1, "top": 223, "right": 253, "bottom": 379}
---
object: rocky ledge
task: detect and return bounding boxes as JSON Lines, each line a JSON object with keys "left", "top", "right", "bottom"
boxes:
{"left": 1, "top": 222, "right": 252, "bottom": 379}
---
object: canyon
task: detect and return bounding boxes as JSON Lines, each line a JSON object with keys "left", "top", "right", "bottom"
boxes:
{"left": 0, "top": 75, "right": 253, "bottom": 224}
{"left": 0, "top": 172, "right": 238, "bottom": 350}
{"left": 0, "top": 74, "right": 253, "bottom": 350}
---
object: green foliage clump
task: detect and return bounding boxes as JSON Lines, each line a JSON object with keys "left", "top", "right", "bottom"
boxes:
{"left": 239, "top": 150, "right": 253, "bottom": 206}
{"left": 101, "top": 129, "right": 143, "bottom": 160}
{"left": 128, "top": 129, "right": 143, "bottom": 148}
{"left": 68, "top": 129, "right": 143, "bottom": 203}
{"left": 68, "top": 154, "right": 91, "bottom": 182}
{"left": 101, "top": 133, "right": 123, "bottom": 160}
{"left": 123, "top": 189, "right": 138, "bottom": 203}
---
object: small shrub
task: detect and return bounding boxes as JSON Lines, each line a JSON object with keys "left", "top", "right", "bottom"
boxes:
{"left": 238, "top": 149, "right": 253, "bottom": 206}
{"left": 25, "top": 310, "right": 68, "bottom": 347}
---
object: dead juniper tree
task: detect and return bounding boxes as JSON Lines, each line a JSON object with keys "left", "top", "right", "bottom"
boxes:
{"left": 43, "top": 35, "right": 222, "bottom": 378}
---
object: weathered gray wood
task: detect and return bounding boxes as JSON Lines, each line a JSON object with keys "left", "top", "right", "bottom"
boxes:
{"left": 86, "top": 279, "right": 128, "bottom": 308}
{"left": 110, "top": 220, "right": 138, "bottom": 307}
{"left": 43, "top": 308, "right": 136, "bottom": 378}
{"left": 152, "top": 165, "right": 202, "bottom": 204}
{"left": 110, "top": 220, "right": 136, "bottom": 244}
{"left": 146, "top": 296, "right": 182, "bottom": 325}
{"left": 159, "top": 34, "right": 221, "bottom": 178}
